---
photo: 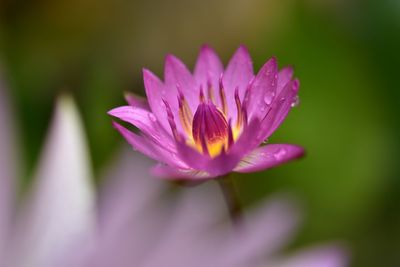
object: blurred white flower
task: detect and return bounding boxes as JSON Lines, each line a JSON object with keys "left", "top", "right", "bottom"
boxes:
{"left": 0, "top": 82, "right": 347, "bottom": 267}
{"left": 0, "top": 81, "right": 95, "bottom": 267}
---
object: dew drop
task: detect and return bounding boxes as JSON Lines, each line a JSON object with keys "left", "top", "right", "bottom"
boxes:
{"left": 273, "top": 148, "right": 287, "bottom": 160}
{"left": 148, "top": 113, "right": 157, "bottom": 122}
{"left": 263, "top": 91, "right": 275, "bottom": 106}
{"left": 291, "top": 95, "right": 300, "bottom": 107}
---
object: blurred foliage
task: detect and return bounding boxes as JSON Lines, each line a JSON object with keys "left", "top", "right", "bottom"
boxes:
{"left": 0, "top": 0, "right": 399, "bottom": 266}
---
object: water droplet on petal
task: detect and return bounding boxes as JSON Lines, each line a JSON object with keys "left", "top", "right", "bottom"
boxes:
{"left": 263, "top": 91, "right": 275, "bottom": 106}
{"left": 148, "top": 113, "right": 157, "bottom": 122}
{"left": 291, "top": 95, "right": 300, "bottom": 107}
{"left": 273, "top": 148, "right": 287, "bottom": 160}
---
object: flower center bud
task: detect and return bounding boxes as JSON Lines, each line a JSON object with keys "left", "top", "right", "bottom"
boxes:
{"left": 192, "top": 102, "right": 228, "bottom": 157}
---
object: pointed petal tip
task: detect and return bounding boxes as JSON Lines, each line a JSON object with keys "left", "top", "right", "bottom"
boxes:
{"left": 123, "top": 90, "right": 131, "bottom": 98}
{"left": 293, "top": 145, "right": 306, "bottom": 158}
{"left": 142, "top": 68, "right": 160, "bottom": 80}
{"left": 123, "top": 91, "right": 135, "bottom": 103}
{"left": 107, "top": 107, "right": 118, "bottom": 117}
{"left": 233, "top": 45, "right": 252, "bottom": 61}
{"left": 142, "top": 68, "right": 150, "bottom": 75}
{"left": 261, "top": 56, "right": 278, "bottom": 72}
{"left": 284, "top": 64, "right": 294, "bottom": 71}
{"left": 198, "top": 44, "right": 219, "bottom": 57}
{"left": 237, "top": 44, "right": 250, "bottom": 52}
{"left": 55, "top": 93, "right": 75, "bottom": 112}
{"left": 200, "top": 43, "right": 213, "bottom": 51}
{"left": 107, "top": 105, "right": 131, "bottom": 117}
{"left": 269, "top": 56, "right": 278, "bottom": 66}
{"left": 111, "top": 120, "right": 119, "bottom": 129}
{"left": 279, "top": 65, "right": 294, "bottom": 78}
{"left": 165, "top": 53, "right": 180, "bottom": 65}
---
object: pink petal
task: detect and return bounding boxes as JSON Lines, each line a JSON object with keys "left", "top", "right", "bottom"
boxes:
{"left": 246, "top": 57, "right": 278, "bottom": 119}
{"left": 194, "top": 44, "right": 224, "bottom": 91}
{"left": 223, "top": 45, "right": 254, "bottom": 120}
{"left": 138, "top": 182, "right": 228, "bottom": 267}
{"left": 164, "top": 54, "right": 198, "bottom": 110}
{"left": 97, "top": 147, "right": 166, "bottom": 243}
{"left": 256, "top": 79, "right": 299, "bottom": 143}
{"left": 124, "top": 92, "right": 150, "bottom": 110}
{"left": 112, "top": 122, "right": 186, "bottom": 168}
{"left": 234, "top": 144, "right": 304, "bottom": 173}
{"left": 277, "top": 66, "right": 294, "bottom": 94}
{"left": 143, "top": 69, "right": 176, "bottom": 133}
{"left": 217, "top": 198, "right": 300, "bottom": 266}
{"left": 10, "top": 96, "right": 95, "bottom": 267}
{"left": 108, "top": 105, "right": 176, "bottom": 152}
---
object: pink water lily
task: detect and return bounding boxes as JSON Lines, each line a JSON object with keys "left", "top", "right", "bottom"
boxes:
{"left": 109, "top": 45, "right": 304, "bottom": 179}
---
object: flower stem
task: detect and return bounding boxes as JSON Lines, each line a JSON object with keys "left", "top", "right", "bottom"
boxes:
{"left": 217, "top": 175, "right": 243, "bottom": 225}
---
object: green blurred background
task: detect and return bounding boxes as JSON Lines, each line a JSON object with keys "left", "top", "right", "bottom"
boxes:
{"left": 0, "top": 0, "right": 399, "bottom": 266}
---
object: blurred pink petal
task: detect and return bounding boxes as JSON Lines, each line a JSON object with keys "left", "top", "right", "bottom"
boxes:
{"left": 213, "top": 196, "right": 301, "bottom": 267}
{"left": 9, "top": 96, "right": 95, "bottom": 267}
{"left": 75, "top": 159, "right": 348, "bottom": 267}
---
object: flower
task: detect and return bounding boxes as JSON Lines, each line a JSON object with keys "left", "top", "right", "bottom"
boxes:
{"left": 109, "top": 45, "right": 304, "bottom": 179}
